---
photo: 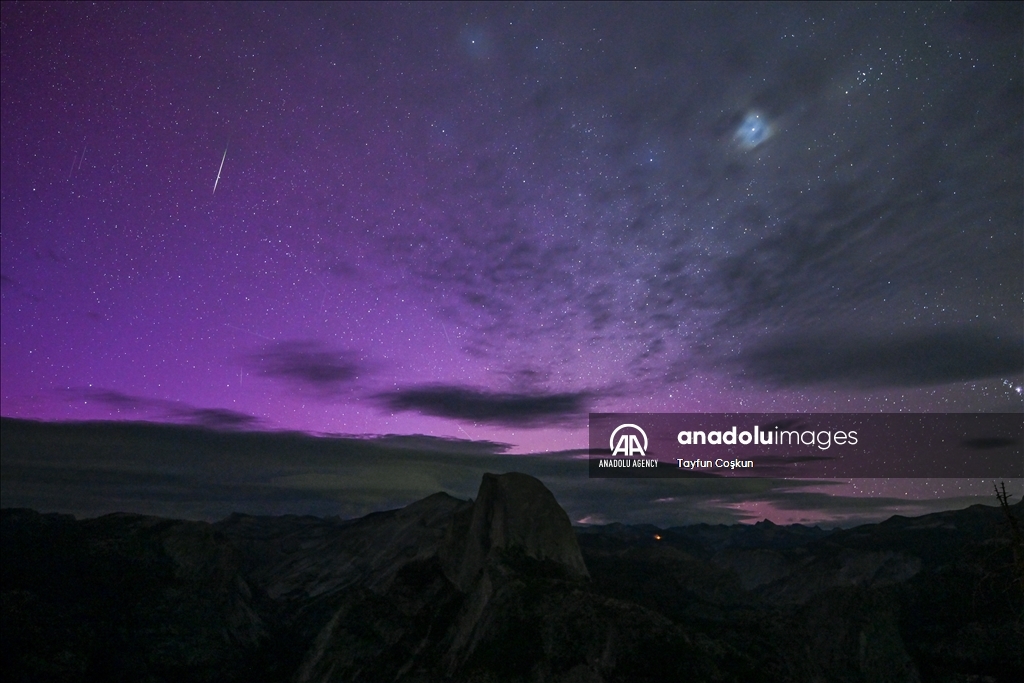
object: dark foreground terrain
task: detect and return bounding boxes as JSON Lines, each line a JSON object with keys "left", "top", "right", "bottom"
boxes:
{"left": 2, "top": 472, "right": 1021, "bottom": 682}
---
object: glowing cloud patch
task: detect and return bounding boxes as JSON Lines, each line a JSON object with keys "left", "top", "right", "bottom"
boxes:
{"left": 735, "top": 112, "right": 772, "bottom": 149}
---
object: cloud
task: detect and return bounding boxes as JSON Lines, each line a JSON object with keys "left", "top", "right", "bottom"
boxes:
{"left": 735, "top": 327, "right": 1024, "bottom": 388}
{"left": 250, "top": 340, "right": 361, "bottom": 396}
{"left": 0, "top": 418, "right": 542, "bottom": 521}
{"left": 168, "top": 407, "right": 261, "bottom": 430}
{"left": 362, "top": 5, "right": 1021, "bottom": 389}
{"left": 3, "top": 418, "right": 1016, "bottom": 527}
{"left": 80, "top": 389, "right": 153, "bottom": 411}
{"left": 378, "top": 385, "right": 592, "bottom": 427}
{"left": 67, "top": 388, "right": 260, "bottom": 430}
{"left": 358, "top": 434, "right": 512, "bottom": 455}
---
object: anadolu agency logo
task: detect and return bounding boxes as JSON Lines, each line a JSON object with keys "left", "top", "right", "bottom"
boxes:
{"left": 609, "top": 424, "right": 648, "bottom": 457}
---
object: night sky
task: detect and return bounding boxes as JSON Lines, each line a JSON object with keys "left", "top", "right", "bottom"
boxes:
{"left": 2, "top": 2, "right": 1022, "bottom": 526}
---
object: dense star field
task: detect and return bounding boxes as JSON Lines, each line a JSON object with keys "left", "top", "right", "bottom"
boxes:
{"left": 1, "top": 2, "right": 1021, "bottom": 525}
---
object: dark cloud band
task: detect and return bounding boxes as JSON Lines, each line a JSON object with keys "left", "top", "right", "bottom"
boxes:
{"left": 250, "top": 341, "right": 361, "bottom": 396}
{"left": 66, "top": 388, "right": 260, "bottom": 430}
{"left": 737, "top": 328, "right": 1023, "bottom": 388}
{"left": 378, "top": 385, "right": 591, "bottom": 427}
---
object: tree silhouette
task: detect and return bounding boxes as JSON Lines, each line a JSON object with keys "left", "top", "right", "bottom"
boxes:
{"left": 994, "top": 482, "right": 1024, "bottom": 601}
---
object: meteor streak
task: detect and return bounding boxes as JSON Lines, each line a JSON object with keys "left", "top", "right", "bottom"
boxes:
{"left": 213, "top": 143, "right": 227, "bottom": 194}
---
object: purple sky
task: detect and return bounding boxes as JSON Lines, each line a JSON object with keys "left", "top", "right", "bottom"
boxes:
{"left": 2, "top": 2, "right": 1021, "bottom": 525}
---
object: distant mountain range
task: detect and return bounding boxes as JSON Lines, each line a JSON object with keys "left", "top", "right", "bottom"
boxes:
{"left": 2, "top": 472, "right": 1021, "bottom": 682}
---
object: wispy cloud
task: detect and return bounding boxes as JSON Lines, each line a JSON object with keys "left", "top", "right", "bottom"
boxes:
{"left": 378, "top": 384, "right": 592, "bottom": 427}
{"left": 67, "top": 388, "right": 260, "bottom": 430}
{"left": 735, "top": 327, "right": 1024, "bottom": 388}
{"left": 356, "top": 5, "right": 1022, "bottom": 394}
{"left": 168, "top": 406, "right": 260, "bottom": 430}
{"left": 250, "top": 340, "right": 362, "bottom": 397}
{"left": 358, "top": 433, "right": 512, "bottom": 455}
